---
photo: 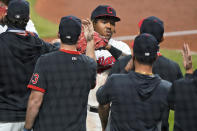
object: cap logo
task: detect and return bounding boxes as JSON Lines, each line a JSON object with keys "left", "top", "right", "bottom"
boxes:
{"left": 107, "top": 7, "right": 113, "bottom": 14}
{"left": 15, "top": 14, "right": 20, "bottom": 19}
{"left": 145, "top": 52, "right": 150, "bottom": 56}
{"left": 72, "top": 57, "right": 77, "bottom": 60}
{"left": 66, "top": 36, "right": 71, "bottom": 39}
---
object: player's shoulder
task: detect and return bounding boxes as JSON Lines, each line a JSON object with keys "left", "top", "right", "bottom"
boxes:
{"left": 158, "top": 55, "right": 180, "bottom": 67}
{"left": 172, "top": 77, "right": 196, "bottom": 94}
{"left": 0, "top": 24, "right": 7, "bottom": 34}
{"left": 109, "top": 39, "right": 128, "bottom": 48}
{"left": 159, "top": 78, "right": 172, "bottom": 91}
{"left": 109, "top": 72, "right": 131, "bottom": 83}
{"left": 118, "top": 55, "right": 132, "bottom": 62}
{"left": 109, "top": 39, "right": 131, "bottom": 55}
{"left": 39, "top": 50, "right": 59, "bottom": 60}
{"left": 174, "top": 77, "right": 193, "bottom": 86}
{"left": 76, "top": 53, "right": 96, "bottom": 64}
{"left": 159, "top": 56, "right": 177, "bottom": 64}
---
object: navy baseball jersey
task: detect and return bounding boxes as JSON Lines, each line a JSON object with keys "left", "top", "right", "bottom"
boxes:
{"left": 28, "top": 49, "right": 97, "bottom": 131}
{"left": 97, "top": 71, "right": 171, "bottom": 131}
{"left": 168, "top": 73, "right": 197, "bottom": 131}
{"left": 0, "top": 30, "right": 58, "bottom": 122}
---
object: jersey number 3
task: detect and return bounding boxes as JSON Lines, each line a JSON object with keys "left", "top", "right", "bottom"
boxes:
{"left": 31, "top": 73, "right": 39, "bottom": 84}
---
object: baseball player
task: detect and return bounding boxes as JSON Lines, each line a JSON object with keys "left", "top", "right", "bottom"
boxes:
{"left": 86, "top": 5, "right": 131, "bottom": 131}
{"left": 168, "top": 43, "right": 197, "bottom": 131}
{"left": 0, "top": 1, "right": 58, "bottom": 131}
{"left": 24, "top": 16, "right": 97, "bottom": 131}
{"left": 109, "top": 16, "right": 183, "bottom": 83}
{"left": 0, "top": 0, "right": 38, "bottom": 34}
{"left": 97, "top": 33, "right": 171, "bottom": 131}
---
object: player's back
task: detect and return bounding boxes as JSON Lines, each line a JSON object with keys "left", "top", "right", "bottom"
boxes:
{"left": 0, "top": 31, "right": 58, "bottom": 121}
{"left": 97, "top": 71, "right": 171, "bottom": 131}
{"left": 32, "top": 50, "right": 96, "bottom": 131}
{"left": 169, "top": 77, "right": 197, "bottom": 131}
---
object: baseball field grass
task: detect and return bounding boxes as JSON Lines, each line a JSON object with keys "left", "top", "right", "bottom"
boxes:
{"left": 27, "top": 0, "right": 58, "bottom": 38}
{"left": 27, "top": 0, "right": 197, "bottom": 131}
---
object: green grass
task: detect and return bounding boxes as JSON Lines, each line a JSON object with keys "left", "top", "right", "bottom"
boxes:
{"left": 160, "top": 49, "right": 197, "bottom": 131}
{"left": 26, "top": 0, "right": 58, "bottom": 38}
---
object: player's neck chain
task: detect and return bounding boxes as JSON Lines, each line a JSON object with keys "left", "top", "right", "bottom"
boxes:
{"left": 135, "top": 71, "right": 153, "bottom": 76}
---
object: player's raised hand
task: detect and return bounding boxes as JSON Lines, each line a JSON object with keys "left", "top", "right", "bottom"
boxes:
{"left": 182, "top": 43, "right": 193, "bottom": 73}
{"left": 82, "top": 18, "right": 96, "bottom": 61}
{"left": 82, "top": 19, "right": 94, "bottom": 42}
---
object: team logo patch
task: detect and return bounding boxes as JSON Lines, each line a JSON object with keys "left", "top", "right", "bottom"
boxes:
{"left": 107, "top": 7, "right": 113, "bottom": 14}
{"left": 31, "top": 73, "right": 39, "bottom": 84}
{"left": 72, "top": 57, "right": 77, "bottom": 60}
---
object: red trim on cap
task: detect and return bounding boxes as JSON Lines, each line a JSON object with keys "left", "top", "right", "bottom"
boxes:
{"left": 95, "top": 14, "right": 120, "bottom": 21}
{"left": 138, "top": 18, "right": 145, "bottom": 28}
{"left": 27, "top": 85, "right": 46, "bottom": 93}
{"left": 60, "top": 49, "right": 81, "bottom": 55}
{"left": 154, "top": 19, "right": 158, "bottom": 23}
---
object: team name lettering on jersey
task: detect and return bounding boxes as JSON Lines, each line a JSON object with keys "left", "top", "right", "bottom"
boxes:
{"left": 97, "top": 56, "right": 116, "bottom": 66}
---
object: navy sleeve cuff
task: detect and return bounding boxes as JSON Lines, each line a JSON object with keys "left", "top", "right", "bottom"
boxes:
{"left": 24, "top": 128, "right": 32, "bottom": 131}
{"left": 108, "top": 45, "right": 122, "bottom": 59}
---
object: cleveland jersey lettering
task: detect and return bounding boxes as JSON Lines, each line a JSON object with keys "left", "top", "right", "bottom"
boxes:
{"left": 97, "top": 56, "right": 116, "bottom": 66}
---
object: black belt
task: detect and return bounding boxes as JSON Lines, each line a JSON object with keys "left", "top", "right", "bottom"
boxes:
{"left": 87, "top": 105, "right": 98, "bottom": 113}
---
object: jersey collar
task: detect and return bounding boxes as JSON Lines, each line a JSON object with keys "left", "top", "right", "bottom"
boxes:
{"left": 60, "top": 49, "right": 81, "bottom": 55}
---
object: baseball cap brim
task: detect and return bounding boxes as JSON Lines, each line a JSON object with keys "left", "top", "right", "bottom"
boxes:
{"left": 94, "top": 15, "right": 120, "bottom": 22}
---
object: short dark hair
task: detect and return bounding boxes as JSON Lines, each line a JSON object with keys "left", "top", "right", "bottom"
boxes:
{"left": 134, "top": 55, "right": 157, "bottom": 66}
{"left": 4, "top": 15, "right": 28, "bottom": 29}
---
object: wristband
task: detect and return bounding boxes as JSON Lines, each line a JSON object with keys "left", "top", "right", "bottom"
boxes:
{"left": 24, "top": 128, "right": 32, "bottom": 131}
{"left": 108, "top": 45, "right": 122, "bottom": 59}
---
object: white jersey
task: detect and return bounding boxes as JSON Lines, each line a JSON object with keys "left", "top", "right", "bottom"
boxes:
{"left": 0, "top": 19, "right": 38, "bottom": 35}
{"left": 26, "top": 19, "right": 38, "bottom": 35}
{"left": 88, "top": 39, "right": 131, "bottom": 106}
{"left": 95, "top": 39, "right": 131, "bottom": 71}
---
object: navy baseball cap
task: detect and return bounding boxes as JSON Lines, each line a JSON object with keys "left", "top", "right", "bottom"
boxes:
{"left": 7, "top": 0, "right": 29, "bottom": 21}
{"left": 133, "top": 33, "right": 159, "bottom": 57}
{"left": 91, "top": 5, "right": 120, "bottom": 22}
{"left": 59, "top": 15, "right": 81, "bottom": 45}
{"left": 139, "top": 16, "right": 164, "bottom": 43}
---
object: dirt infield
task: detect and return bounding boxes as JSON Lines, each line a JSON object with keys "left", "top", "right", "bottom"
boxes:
{"left": 35, "top": 0, "right": 197, "bottom": 51}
